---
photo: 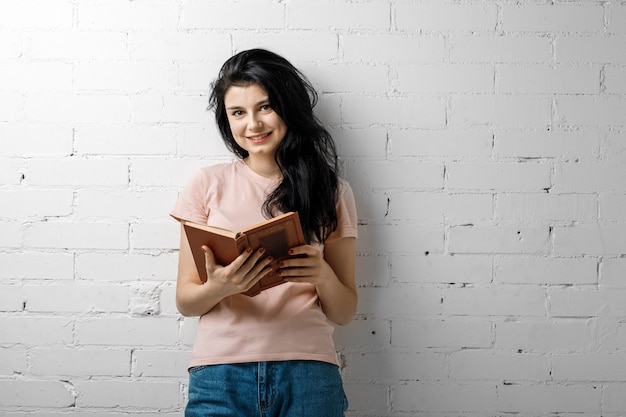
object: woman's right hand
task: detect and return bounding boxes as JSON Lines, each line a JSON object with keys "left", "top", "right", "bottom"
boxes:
{"left": 175, "top": 225, "right": 273, "bottom": 316}
{"left": 201, "top": 245, "right": 273, "bottom": 298}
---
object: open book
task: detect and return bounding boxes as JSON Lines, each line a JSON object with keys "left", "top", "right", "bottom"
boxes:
{"left": 177, "top": 211, "right": 306, "bottom": 297}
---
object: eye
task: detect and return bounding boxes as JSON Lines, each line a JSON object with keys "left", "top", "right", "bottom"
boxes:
{"left": 231, "top": 110, "right": 243, "bottom": 117}
{"left": 260, "top": 104, "right": 272, "bottom": 112}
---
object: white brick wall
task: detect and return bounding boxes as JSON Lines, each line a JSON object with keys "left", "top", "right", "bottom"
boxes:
{"left": 1, "top": 0, "right": 624, "bottom": 415}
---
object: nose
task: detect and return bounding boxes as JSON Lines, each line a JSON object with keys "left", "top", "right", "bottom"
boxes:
{"left": 248, "top": 115, "right": 263, "bottom": 131}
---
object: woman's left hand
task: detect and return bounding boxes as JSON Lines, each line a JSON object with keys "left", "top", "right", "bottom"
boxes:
{"left": 276, "top": 245, "right": 328, "bottom": 286}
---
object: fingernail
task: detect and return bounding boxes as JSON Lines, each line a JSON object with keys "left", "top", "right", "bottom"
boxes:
{"left": 246, "top": 247, "right": 253, "bottom": 253}
{"left": 288, "top": 249, "right": 294, "bottom": 255}
{"left": 259, "top": 247, "right": 265, "bottom": 254}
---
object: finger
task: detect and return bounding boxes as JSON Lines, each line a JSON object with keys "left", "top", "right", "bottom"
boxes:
{"left": 202, "top": 245, "right": 218, "bottom": 271}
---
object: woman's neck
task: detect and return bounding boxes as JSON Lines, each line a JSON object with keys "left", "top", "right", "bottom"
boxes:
{"left": 244, "top": 157, "right": 282, "bottom": 180}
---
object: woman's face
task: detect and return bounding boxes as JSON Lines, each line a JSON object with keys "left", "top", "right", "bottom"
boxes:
{"left": 224, "top": 83, "right": 287, "bottom": 162}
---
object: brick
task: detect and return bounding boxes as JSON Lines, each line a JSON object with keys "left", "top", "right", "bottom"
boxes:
{"left": 78, "top": 0, "right": 179, "bottom": 29}
{"left": 25, "top": 222, "right": 129, "bottom": 250}
{"left": 25, "top": 31, "right": 128, "bottom": 60}
{"left": 0, "top": 125, "right": 73, "bottom": 156}
{"left": 0, "top": 62, "right": 73, "bottom": 92}
{"left": 134, "top": 350, "right": 191, "bottom": 377}
{"left": 304, "top": 64, "right": 389, "bottom": 94}
{"left": 501, "top": 4, "right": 605, "bottom": 32}
{"left": 393, "top": 382, "right": 496, "bottom": 413}
{"left": 557, "top": 97, "right": 626, "bottom": 126}
{"left": 0, "top": 380, "right": 74, "bottom": 408}
{"left": 497, "top": 384, "right": 600, "bottom": 413}
{"left": 396, "top": 3, "right": 497, "bottom": 32}
{"left": 0, "top": 221, "right": 22, "bottom": 248}
{"left": 130, "top": 158, "right": 208, "bottom": 187}
{"left": 495, "top": 256, "right": 597, "bottom": 285}
{"left": 449, "top": 226, "right": 550, "bottom": 255}
{"left": 0, "top": 32, "right": 22, "bottom": 59}
{"left": 357, "top": 286, "right": 442, "bottom": 317}
{"left": 76, "top": 253, "right": 177, "bottom": 282}
{"left": 342, "top": 95, "right": 446, "bottom": 128}
{"left": 357, "top": 223, "right": 444, "bottom": 254}
{"left": 494, "top": 129, "right": 600, "bottom": 160}
{"left": 329, "top": 127, "right": 387, "bottom": 158}
{"left": 0, "top": 285, "right": 24, "bottom": 311}
{"left": 394, "top": 254, "right": 492, "bottom": 285}
{"left": 352, "top": 191, "right": 388, "bottom": 221}
{"left": 75, "top": 126, "right": 177, "bottom": 156}
{"left": 388, "top": 192, "right": 492, "bottom": 222}
{"left": 159, "top": 285, "right": 178, "bottom": 316}
{"left": 0, "top": 252, "right": 74, "bottom": 279}
{"left": 496, "top": 193, "right": 597, "bottom": 223}
{"left": 129, "top": 32, "right": 231, "bottom": 61}
{"left": 74, "top": 62, "right": 178, "bottom": 93}
{"left": 556, "top": 34, "right": 626, "bottom": 63}
{"left": 450, "top": 35, "right": 552, "bottom": 63}
{"left": 605, "top": 131, "right": 626, "bottom": 162}
{"left": 0, "top": 189, "right": 73, "bottom": 218}
{"left": 178, "top": 126, "right": 232, "bottom": 157}
{"left": 0, "top": 346, "right": 27, "bottom": 374}
{"left": 25, "top": 285, "right": 129, "bottom": 313}
{"left": 449, "top": 95, "right": 552, "bottom": 127}
{"left": 355, "top": 254, "right": 389, "bottom": 287}
{"left": 343, "top": 35, "right": 445, "bottom": 64}
{"left": 346, "top": 160, "right": 443, "bottom": 190}
{"left": 30, "top": 348, "right": 131, "bottom": 376}
{"left": 75, "top": 189, "right": 177, "bottom": 219}
{"left": 288, "top": 1, "right": 389, "bottom": 30}
{"left": 183, "top": 0, "right": 284, "bottom": 29}
{"left": 446, "top": 162, "right": 551, "bottom": 191}
{"left": 24, "top": 94, "right": 130, "bottom": 123}
{"left": 553, "top": 354, "right": 626, "bottom": 381}
{"left": 131, "top": 221, "right": 179, "bottom": 250}
{"left": 391, "top": 128, "right": 493, "bottom": 158}
{"left": 344, "top": 352, "right": 445, "bottom": 381}
{"left": 609, "top": 4, "right": 626, "bottom": 33}
{"left": 397, "top": 64, "right": 494, "bottom": 93}
{"left": 234, "top": 33, "right": 339, "bottom": 62}
{"left": 392, "top": 320, "right": 492, "bottom": 349}
{"left": 553, "top": 225, "right": 626, "bottom": 256}
{"left": 499, "top": 65, "right": 600, "bottom": 94}
{"left": 449, "top": 351, "right": 549, "bottom": 381}
{"left": 26, "top": 158, "right": 128, "bottom": 186}
{"left": 555, "top": 163, "right": 626, "bottom": 192}
{"left": 333, "top": 319, "right": 390, "bottom": 350}
{"left": 496, "top": 321, "right": 594, "bottom": 351}
{"left": 178, "top": 62, "right": 223, "bottom": 92}
{"left": 604, "top": 66, "right": 626, "bottom": 94}
{"left": 443, "top": 287, "right": 546, "bottom": 317}
{"left": 76, "top": 317, "right": 179, "bottom": 346}
{"left": 76, "top": 380, "right": 180, "bottom": 408}
{"left": 601, "top": 258, "right": 626, "bottom": 287}
{"left": 549, "top": 288, "right": 626, "bottom": 318}
{"left": 0, "top": 317, "right": 73, "bottom": 344}
{"left": 604, "top": 383, "right": 626, "bottom": 412}
{"left": 0, "top": 92, "right": 22, "bottom": 122}
{"left": 0, "top": 0, "right": 73, "bottom": 29}
{"left": 343, "top": 383, "right": 388, "bottom": 413}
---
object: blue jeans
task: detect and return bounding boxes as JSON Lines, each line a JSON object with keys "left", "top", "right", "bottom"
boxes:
{"left": 185, "top": 360, "right": 348, "bottom": 417}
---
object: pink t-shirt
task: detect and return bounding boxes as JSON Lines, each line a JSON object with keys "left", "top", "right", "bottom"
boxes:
{"left": 170, "top": 160, "right": 358, "bottom": 367}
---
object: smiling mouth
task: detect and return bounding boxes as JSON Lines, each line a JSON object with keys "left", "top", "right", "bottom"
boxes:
{"left": 247, "top": 132, "right": 272, "bottom": 142}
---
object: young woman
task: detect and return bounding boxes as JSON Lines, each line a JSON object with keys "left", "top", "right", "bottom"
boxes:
{"left": 170, "top": 49, "right": 358, "bottom": 417}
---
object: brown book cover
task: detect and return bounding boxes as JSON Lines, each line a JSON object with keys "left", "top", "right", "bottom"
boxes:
{"left": 178, "top": 211, "right": 306, "bottom": 297}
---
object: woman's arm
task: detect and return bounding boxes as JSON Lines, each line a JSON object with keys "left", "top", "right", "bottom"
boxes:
{"left": 175, "top": 225, "right": 273, "bottom": 317}
{"left": 279, "top": 237, "right": 357, "bottom": 325}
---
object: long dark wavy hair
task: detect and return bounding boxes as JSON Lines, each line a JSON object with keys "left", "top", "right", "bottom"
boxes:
{"left": 209, "top": 48, "right": 339, "bottom": 244}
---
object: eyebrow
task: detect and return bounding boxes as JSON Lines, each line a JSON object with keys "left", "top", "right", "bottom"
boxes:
{"left": 226, "top": 98, "right": 270, "bottom": 111}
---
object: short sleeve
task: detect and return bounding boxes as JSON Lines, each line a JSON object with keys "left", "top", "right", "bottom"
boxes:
{"left": 326, "top": 178, "right": 358, "bottom": 243}
{"left": 169, "top": 169, "right": 210, "bottom": 224}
